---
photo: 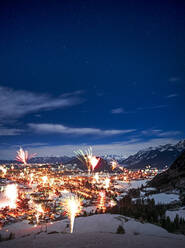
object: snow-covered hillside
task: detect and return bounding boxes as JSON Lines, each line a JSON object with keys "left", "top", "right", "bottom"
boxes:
{"left": 1, "top": 214, "right": 185, "bottom": 248}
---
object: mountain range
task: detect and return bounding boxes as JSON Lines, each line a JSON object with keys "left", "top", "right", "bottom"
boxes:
{"left": 120, "top": 140, "right": 185, "bottom": 169}
{"left": 0, "top": 140, "right": 184, "bottom": 170}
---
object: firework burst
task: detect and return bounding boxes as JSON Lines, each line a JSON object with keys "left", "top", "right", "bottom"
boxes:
{"left": 74, "top": 147, "right": 100, "bottom": 174}
{"left": 62, "top": 195, "right": 82, "bottom": 233}
{"left": 16, "top": 147, "right": 36, "bottom": 165}
{"left": 0, "top": 184, "right": 18, "bottom": 209}
{"left": 110, "top": 160, "right": 118, "bottom": 170}
{"left": 35, "top": 204, "right": 44, "bottom": 225}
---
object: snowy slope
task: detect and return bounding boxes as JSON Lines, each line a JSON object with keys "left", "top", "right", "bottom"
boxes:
{"left": 1, "top": 214, "right": 185, "bottom": 248}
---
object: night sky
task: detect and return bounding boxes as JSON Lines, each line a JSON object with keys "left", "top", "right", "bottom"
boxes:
{"left": 0, "top": 0, "right": 185, "bottom": 159}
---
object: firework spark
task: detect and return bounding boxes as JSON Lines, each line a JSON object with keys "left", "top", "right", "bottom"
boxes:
{"left": 104, "top": 178, "right": 110, "bottom": 189}
{"left": 0, "top": 184, "right": 18, "bottom": 209}
{"left": 93, "top": 173, "right": 99, "bottom": 183}
{"left": 16, "top": 147, "right": 36, "bottom": 165}
{"left": 74, "top": 147, "right": 92, "bottom": 174}
{"left": 35, "top": 204, "right": 44, "bottom": 225}
{"left": 97, "top": 191, "right": 106, "bottom": 213}
{"left": 111, "top": 160, "right": 118, "bottom": 170}
{"left": 0, "top": 166, "right": 7, "bottom": 176}
{"left": 89, "top": 156, "right": 100, "bottom": 172}
{"left": 62, "top": 195, "right": 82, "bottom": 233}
{"left": 75, "top": 147, "right": 100, "bottom": 173}
{"left": 29, "top": 173, "right": 34, "bottom": 185}
{"left": 42, "top": 176, "right": 48, "bottom": 186}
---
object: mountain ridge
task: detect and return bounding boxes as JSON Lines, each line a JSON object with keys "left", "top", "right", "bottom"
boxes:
{"left": 120, "top": 140, "right": 185, "bottom": 169}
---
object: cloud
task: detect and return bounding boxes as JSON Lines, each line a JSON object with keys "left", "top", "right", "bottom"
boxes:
{"left": 168, "top": 77, "right": 180, "bottom": 82}
{"left": 111, "top": 108, "right": 125, "bottom": 114}
{"left": 0, "top": 137, "right": 181, "bottom": 159}
{"left": 28, "top": 123, "right": 136, "bottom": 136}
{"left": 166, "top": 94, "right": 178, "bottom": 98}
{"left": 0, "top": 125, "right": 23, "bottom": 136}
{"left": 11, "top": 142, "right": 48, "bottom": 148}
{"left": 141, "top": 129, "right": 181, "bottom": 138}
{"left": 0, "top": 86, "right": 84, "bottom": 120}
{"left": 137, "top": 105, "right": 167, "bottom": 111}
{"left": 157, "top": 131, "right": 182, "bottom": 137}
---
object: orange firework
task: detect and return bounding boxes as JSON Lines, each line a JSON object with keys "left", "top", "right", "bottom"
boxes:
{"left": 62, "top": 195, "right": 82, "bottom": 233}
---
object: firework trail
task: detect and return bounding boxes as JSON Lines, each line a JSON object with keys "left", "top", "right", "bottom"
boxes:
{"left": 62, "top": 195, "right": 82, "bottom": 233}
{"left": 16, "top": 147, "right": 36, "bottom": 165}
{"left": 35, "top": 204, "right": 44, "bottom": 225}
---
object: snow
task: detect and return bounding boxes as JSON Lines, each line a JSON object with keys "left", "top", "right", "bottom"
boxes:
{"left": 1, "top": 214, "right": 185, "bottom": 248}
{"left": 116, "top": 179, "right": 148, "bottom": 191}
{"left": 166, "top": 208, "right": 185, "bottom": 221}
{"left": 129, "top": 179, "right": 148, "bottom": 189}
{"left": 143, "top": 187, "right": 157, "bottom": 192}
{"left": 146, "top": 193, "right": 180, "bottom": 205}
{"left": 83, "top": 206, "right": 96, "bottom": 214}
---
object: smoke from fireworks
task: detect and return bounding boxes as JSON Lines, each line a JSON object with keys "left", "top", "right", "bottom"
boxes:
{"left": 16, "top": 147, "right": 36, "bottom": 165}
{"left": 62, "top": 195, "right": 82, "bottom": 233}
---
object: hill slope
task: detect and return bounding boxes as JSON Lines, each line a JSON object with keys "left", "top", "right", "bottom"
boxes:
{"left": 149, "top": 150, "right": 185, "bottom": 190}
{"left": 1, "top": 214, "right": 185, "bottom": 248}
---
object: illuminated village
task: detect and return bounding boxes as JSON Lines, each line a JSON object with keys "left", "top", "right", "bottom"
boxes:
{"left": 0, "top": 147, "right": 158, "bottom": 234}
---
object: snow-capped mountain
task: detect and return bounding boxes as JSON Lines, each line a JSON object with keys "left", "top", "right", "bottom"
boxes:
{"left": 101, "top": 154, "right": 126, "bottom": 161}
{"left": 120, "top": 140, "right": 185, "bottom": 169}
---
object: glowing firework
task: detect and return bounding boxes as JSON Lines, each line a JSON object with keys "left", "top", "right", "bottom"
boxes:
{"left": 88, "top": 156, "right": 100, "bottom": 172}
{"left": 123, "top": 176, "right": 127, "bottom": 181}
{"left": 111, "top": 161, "right": 118, "bottom": 170}
{"left": 16, "top": 147, "right": 36, "bottom": 165}
{"left": 49, "top": 178, "right": 54, "bottom": 186}
{"left": 0, "top": 184, "right": 18, "bottom": 209}
{"left": 104, "top": 178, "right": 110, "bottom": 189}
{"left": 75, "top": 147, "right": 100, "bottom": 174}
{"left": 75, "top": 147, "right": 92, "bottom": 174}
{"left": 97, "top": 191, "right": 106, "bottom": 213}
{"left": 35, "top": 204, "right": 44, "bottom": 225}
{"left": 42, "top": 176, "right": 48, "bottom": 186}
{"left": 62, "top": 195, "right": 82, "bottom": 233}
{"left": 29, "top": 173, "right": 34, "bottom": 185}
{"left": 0, "top": 166, "right": 7, "bottom": 176}
{"left": 93, "top": 173, "right": 99, "bottom": 183}
{"left": 109, "top": 199, "right": 116, "bottom": 208}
